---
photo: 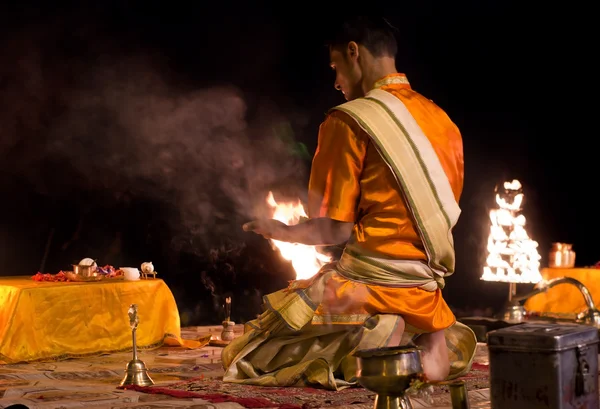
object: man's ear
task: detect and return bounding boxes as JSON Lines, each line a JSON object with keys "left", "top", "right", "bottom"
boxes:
{"left": 347, "top": 41, "right": 359, "bottom": 61}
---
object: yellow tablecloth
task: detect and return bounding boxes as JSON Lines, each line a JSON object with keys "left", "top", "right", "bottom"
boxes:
{"left": 0, "top": 276, "right": 202, "bottom": 364}
{"left": 524, "top": 268, "right": 600, "bottom": 314}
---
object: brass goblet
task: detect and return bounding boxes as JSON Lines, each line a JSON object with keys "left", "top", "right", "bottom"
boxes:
{"left": 354, "top": 346, "right": 424, "bottom": 409}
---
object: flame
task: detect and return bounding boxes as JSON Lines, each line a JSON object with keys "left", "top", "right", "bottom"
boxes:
{"left": 266, "top": 192, "right": 332, "bottom": 279}
{"left": 481, "top": 179, "right": 542, "bottom": 284}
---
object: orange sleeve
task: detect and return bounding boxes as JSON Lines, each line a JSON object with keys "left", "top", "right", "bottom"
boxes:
{"left": 307, "top": 112, "right": 367, "bottom": 222}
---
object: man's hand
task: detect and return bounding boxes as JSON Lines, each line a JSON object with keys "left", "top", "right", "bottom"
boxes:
{"left": 243, "top": 217, "right": 353, "bottom": 246}
{"left": 243, "top": 219, "right": 289, "bottom": 241}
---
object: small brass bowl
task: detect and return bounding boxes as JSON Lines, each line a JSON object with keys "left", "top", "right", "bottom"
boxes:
{"left": 72, "top": 264, "right": 97, "bottom": 277}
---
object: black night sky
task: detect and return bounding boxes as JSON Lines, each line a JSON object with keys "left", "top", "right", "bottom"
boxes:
{"left": 0, "top": 3, "right": 596, "bottom": 325}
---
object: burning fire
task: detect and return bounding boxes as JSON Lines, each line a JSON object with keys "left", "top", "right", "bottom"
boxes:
{"left": 481, "top": 179, "right": 542, "bottom": 283}
{"left": 266, "top": 192, "right": 331, "bottom": 280}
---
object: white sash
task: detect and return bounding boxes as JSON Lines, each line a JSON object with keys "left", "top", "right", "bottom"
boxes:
{"left": 331, "top": 89, "right": 460, "bottom": 284}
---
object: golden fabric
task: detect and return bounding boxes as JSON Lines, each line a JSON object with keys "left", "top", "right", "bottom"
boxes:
{"left": 524, "top": 268, "right": 600, "bottom": 314}
{"left": 308, "top": 73, "right": 464, "bottom": 260}
{"left": 332, "top": 88, "right": 461, "bottom": 282}
{"left": 222, "top": 262, "right": 477, "bottom": 390}
{"left": 0, "top": 276, "right": 202, "bottom": 364}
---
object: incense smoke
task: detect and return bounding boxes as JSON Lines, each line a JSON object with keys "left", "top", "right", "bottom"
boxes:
{"left": 0, "top": 20, "right": 310, "bottom": 250}
{"left": 0, "top": 14, "right": 312, "bottom": 323}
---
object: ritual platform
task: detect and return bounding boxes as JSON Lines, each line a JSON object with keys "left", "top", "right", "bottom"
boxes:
{"left": 524, "top": 267, "right": 600, "bottom": 314}
{"left": 0, "top": 276, "right": 200, "bottom": 364}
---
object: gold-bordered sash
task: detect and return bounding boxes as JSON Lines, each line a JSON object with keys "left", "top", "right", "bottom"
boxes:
{"left": 331, "top": 89, "right": 461, "bottom": 279}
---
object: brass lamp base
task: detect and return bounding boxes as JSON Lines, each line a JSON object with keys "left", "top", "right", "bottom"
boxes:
{"left": 501, "top": 304, "right": 526, "bottom": 323}
{"left": 373, "top": 395, "right": 414, "bottom": 409}
{"left": 120, "top": 358, "right": 154, "bottom": 387}
{"left": 221, "top": 320, "right": 235, "bottom": 342}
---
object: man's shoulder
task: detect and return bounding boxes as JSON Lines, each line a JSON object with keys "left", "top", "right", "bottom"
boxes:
{"left": 388, "top": 88, "right": 450, "bottom": 116}
{"left": 327, "top": 95, "right": 369, "bottom": 114}
{"left": 320, "top": 108, "right": 367, "bottom": 140}
{"left": 324, "top": 95, "right": 380, "bottom": 126}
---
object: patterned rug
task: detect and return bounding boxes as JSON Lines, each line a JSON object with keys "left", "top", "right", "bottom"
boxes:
{"left": 0, "top": 325, "right": 491, "bottom": 409}
{"left": 123, "top": 363, "right": 490, "bottom": 409}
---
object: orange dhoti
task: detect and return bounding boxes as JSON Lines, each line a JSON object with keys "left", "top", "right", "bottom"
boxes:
{"left": 313, "top": 273, "right": 455, "bottom": 332}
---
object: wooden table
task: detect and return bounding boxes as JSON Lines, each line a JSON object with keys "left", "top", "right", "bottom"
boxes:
{"left": 0, "top": 276, "right": 199, "bottom": 364}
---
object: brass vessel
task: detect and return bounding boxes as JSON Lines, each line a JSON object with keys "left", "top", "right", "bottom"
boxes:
{"left": 120, "top": 304, "right": 154, "bottom": 387}
{"left": 221, "top": 320, "right": 235, "bottom": 342}
{"left": 354, "top": 346, "right": 423, "bottom": 409}
{"left": 72, "top": 264, "right": 97, "bottom": 277}
{"left": 548, "top": 242, "right": 576, "bottom": 268}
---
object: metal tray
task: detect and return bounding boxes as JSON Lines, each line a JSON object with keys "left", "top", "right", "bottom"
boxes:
{"left": 64, "top": 272, "right": 124, "bottom": 282}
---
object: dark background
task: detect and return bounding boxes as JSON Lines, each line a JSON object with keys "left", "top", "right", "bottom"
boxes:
{"left": 0, "top": 3, "right": 596, "bottom": 325}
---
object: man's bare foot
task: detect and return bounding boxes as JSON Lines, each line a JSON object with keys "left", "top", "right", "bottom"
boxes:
{"left": 415, "top": 330, "right": 450, "bottom": 381}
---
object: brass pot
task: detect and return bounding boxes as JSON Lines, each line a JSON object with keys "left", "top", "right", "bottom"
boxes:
{"left": 548, "top": 243, "right": 576, "bottom": 268}
{"left": 72, "top": 264, "right": 97, "bottom": 277}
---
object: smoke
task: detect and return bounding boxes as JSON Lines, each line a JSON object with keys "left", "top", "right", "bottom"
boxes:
{"left": 0, "top": 8, "right": 322, "bottom": 325}
{"left": 0, "top": 20, "right": 311, "bottom": 255}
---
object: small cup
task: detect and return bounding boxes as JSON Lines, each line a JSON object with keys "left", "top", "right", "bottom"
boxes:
{"left": 122, "top": 267, "right": 140, "bottom": 281}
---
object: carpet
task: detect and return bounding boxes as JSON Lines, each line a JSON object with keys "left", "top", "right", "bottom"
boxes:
{"left": 0, "top": 325, "right": 245, "bottom": 409}
{"left": 444, "top": 363, "right": 489, "bottom": 391}
{"left": 123, "top": 363, "right": 490, "bottom": 409}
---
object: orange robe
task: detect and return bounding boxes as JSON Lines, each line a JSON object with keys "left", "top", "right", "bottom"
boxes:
{"left": 306, "top": 73, "right": 463, "bottom": 333}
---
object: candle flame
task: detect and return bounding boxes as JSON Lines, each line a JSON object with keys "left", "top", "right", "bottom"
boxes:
{"left": 224, "top": 297, "right": 231, "bottom": 321}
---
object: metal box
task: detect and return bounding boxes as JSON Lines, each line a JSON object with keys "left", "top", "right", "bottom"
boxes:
{"left": 488, "top": 322, "right": 599, "bottom": 409}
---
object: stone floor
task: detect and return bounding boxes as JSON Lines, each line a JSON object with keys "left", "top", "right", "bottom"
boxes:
{"left": 0, "top": 325, "right": 492, "bottom": 409}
